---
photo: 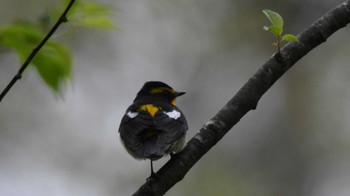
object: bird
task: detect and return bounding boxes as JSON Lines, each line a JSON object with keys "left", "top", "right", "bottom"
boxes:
{"left": 118, "top": 81, "right": 188, "bottom": 177}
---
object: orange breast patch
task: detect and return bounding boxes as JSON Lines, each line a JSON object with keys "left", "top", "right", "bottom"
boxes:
{"left": 138, "top": 104, "right": 160, "bottom": 117}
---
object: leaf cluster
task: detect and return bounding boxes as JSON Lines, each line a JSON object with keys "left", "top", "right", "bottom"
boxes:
{"left": 0, "top": 0, "right": 115, "bottom": 93}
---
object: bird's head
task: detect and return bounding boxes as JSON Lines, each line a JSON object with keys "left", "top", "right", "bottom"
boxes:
{"left": 134, "top": 81, "right": 185, "bottom": 105}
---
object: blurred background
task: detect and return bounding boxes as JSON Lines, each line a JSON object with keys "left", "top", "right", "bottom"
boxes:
{"left": 1, "top": 0, "right": 350, "bottom": 195}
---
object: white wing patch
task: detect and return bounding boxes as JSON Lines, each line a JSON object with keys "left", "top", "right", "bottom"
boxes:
{"left": 164, "top": 110, "right": 181, "bottom": 120}
{"left": 126, "top": 111, "right": 138, "bottom": 118}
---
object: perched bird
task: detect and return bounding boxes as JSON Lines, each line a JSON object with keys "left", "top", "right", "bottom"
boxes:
{"left": 118, "top": 81, "right": 188, "bottom": 177}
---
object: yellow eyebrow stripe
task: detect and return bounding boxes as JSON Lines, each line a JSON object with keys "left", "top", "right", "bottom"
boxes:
{"left": 138, "top": 104, "right": 161, "bottom": 117}
{"left": 150, "top": 87, "right": 175, "bottom": 94}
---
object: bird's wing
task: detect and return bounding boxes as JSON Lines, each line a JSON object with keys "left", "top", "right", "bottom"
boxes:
{"left": 154, "top": 106, "right": 188, "bottom": 150}
{"left": 118, "top": 107, "right": 156, "bottom": 159}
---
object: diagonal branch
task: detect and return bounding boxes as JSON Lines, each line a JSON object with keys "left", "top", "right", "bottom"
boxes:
{"left": 133, "top": 1, "right": 350, "bottom": 195}
{"left": 0, "top": 0, "right": 76, "bottom": 102}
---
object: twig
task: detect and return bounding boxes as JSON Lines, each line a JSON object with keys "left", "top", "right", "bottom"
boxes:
{"left": 0, "top": 0, "right": 76, "bottom": 102}
{"left": 132, "top": 1, "right": 350, "bottom": 195}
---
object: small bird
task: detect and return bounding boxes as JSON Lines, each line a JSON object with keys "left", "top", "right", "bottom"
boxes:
{"left": 118, "top": 81, "right": 188, "bottom": 177}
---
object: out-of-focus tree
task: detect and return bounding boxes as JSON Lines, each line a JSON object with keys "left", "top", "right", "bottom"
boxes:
{"left": 0, "top": 0, "right": 115, "bottom": 98}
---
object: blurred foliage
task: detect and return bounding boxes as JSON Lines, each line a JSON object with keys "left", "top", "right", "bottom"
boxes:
{"left": 0, "top": 0, "right": 115, "bottom": 93}
{"left": 0, "top": 22, "right": 72, "bottom": 91}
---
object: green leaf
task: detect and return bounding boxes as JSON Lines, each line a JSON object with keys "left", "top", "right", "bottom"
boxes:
{"left": 79, "top": 16, "right": 115, "bottom": 29}
{"left": 67, "top": 1, "right": 116, "bottom": 29}
{"left": 263, "top": 25, "right": 283, "bottom": 36}
{"left": 31, "top": 42, "right": 72, "bottom": 92}
{"left": 80, "top": 2, "right": 114, "bottom": 14}
{"left": 262, "top": 9, "right": 284, "bottom": 29}
{"left": 282, "top": 34, "right": 299, "bottom": 42}
{"left": 0, "top": 1, "right": 115, "bottom": 95}
{"left": 0, "top": 23, "right": 43, "bottom": 60}
{"left": 0, "top": 22, "right": 72, "bottom": 93}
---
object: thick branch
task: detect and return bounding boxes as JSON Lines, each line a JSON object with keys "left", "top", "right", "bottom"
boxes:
{"left": 133, "top": 1, "right": 350, "bottom": 195}
{"left": 0, "top": 0, "right": 76, "bottom": 102}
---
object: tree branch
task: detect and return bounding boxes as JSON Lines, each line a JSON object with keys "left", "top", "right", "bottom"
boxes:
{"left": 0, "top": 0, "right": 76, "bottom": 102}
{"left": 133, "top": 1, "right": 350, "bottom": 195}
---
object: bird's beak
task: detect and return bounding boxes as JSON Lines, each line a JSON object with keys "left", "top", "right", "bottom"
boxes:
{"left": 175, "top": 91, "right": 185, "bottom": 97}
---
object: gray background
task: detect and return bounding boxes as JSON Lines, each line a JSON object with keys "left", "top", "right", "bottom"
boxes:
{"left": 1, "top": 0, "right": 350, "bottom": 195}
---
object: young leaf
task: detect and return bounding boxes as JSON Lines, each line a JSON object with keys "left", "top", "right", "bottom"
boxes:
{"left": 0, "top": 22, "right": 72, "bottom": 93}
{"left": 31, "top": 42, "right": 72, "bottom": 92}
{"left": 263, "top": 25, "right": 283, "bottom": 36}
{"left": 80, "top": 2, "right": 114, "bottom": 14}
{"left": 67, "top": 1, "right": 116, "bottom": 29}
{"left": 282, "top": 34, "right": 299, "bottom": 42}
{"left": 79, "top": 16, "right": 115, "bottom": 29}
{"left": 262, "top": 9, "right": 284, "bottom": 29}
{"left": 0, "top": 1, "right": 114, "bottom": 96}
{"left": 263, "top": 9, "right": 299, "bottom": 53}
{"left": 0, "top": 23, "right": 43, "bottom": 60}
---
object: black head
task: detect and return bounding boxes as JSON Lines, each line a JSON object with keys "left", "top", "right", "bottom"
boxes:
{"left": 134, "top": 81, "right": 185, "bottom": 104}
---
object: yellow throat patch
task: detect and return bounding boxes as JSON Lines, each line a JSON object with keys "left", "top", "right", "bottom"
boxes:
{"left": 170, "top": 98, "right": 176, "bottom": 106}
{"left": 138, "top": 104, "right": 160, "bottom": 117}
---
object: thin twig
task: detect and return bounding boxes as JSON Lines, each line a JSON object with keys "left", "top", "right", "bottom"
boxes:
{"left": 0, "top": 0, "right": 76, "bottom": 102}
